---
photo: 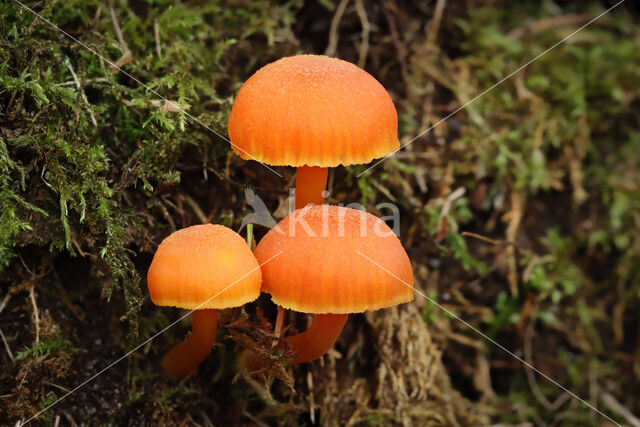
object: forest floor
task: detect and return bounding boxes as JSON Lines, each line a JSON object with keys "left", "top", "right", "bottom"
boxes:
{"left": 1, "top": 0, "right": 639, "bottom": 425}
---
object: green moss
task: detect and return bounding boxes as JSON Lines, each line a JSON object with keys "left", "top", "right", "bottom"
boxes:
{"left": 15, "top": 326, "right": 78, "bottom": 361}
{"left": 0, "top": 0, "right": 301, "bottom": 333}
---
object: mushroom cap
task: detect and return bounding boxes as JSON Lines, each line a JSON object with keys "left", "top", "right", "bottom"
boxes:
{"left": 147, "top": 224, "right": 261, "bottom": 309}
{"left": 254, "top": 205, "right": 414, "bottom": 314}
{"left": 228, "top": 55, "right": 398, "bottom": 167}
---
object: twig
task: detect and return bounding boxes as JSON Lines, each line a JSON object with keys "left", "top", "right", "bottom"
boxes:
{"left": 589, "top": 369, "right": 598, "bottom": 419}
{"left": 29, "top": 283, "right": 40, "bottom": 344}
{"left": 0, "top": 279, "right": 38, "bottom": 314}
{"left": 90, "top": 4, "right": 102, "bottom": 27}
{"left": 371, "top": 178, "right": 397, "bottom": 202}
{"left": 272, "top": 306, "right": 284, "bottom": 349}
{"left": 205, "top": 166, "right": 287, "bottom": 195}
{"left": 62, "top": 411, "right": 78, "bottom": 427}
{"left": 183, "top": 194, "right": 208, "bottom": 224}
{"left": 447, "top": 331, "right": 485, "bottom": 350}
{"left": 381, "top": 3, "right": 408, "bottom": 82}
{"left": 414, "top": 167, "right": 428, "bottom": 193}
{"left": 18, "top": 371, "right": 27, "bottom": 391}
{"left": 44, "top": 381, "right": 71, "bottom": 393}
{"left": 109, "top": 7, "right": 133, "bottom": 69}
{"left": 425, "top": 0, "right": 446, "bottom": 51}
{"left": 475, "top": 352, "right": 495, "bottom": 400}
{"left": 0, "top": 327, "right": 14, "bottom": 361}
{"left": 154, "top": 19, "right": 161, "bottom": 58}
{"left": 51, "top": 269, "right": 86, "bottom": 322}
{"left": 65, "top": 58, "right": 97, "bottom": 127}
{"left": 27, "top": 0, "right": 59, "bottom": 28}
{"left": 461, "top": 232, "right": 502, "bottom": 246}
{"left": 508, "top": 14, "right": 589, "bottom": 39}
{"left": 122, "top": 98, "right": 190, "bottom": 113}
{"left": 601, "top": 392, "right": 640, "bottom": 427}
{"left": 441, "top": 187, "right": 466, "bottom": 218}
{"left": 7, "top": 66, "right": 29, "bottom": 112}
{"left": 327, "top": 347, "right": 342, "bottom": 359}
{"left": 198, "top": 410, "right": 214, "bottom": 427}
{"left": 325, "top": 0, "right": 350, "bottom": 57}
{"left": 522, "top": 254, "right": 541, "bottom": 284}
{"left": 435, "top": 187, "right": 465, "bottom": 242}
{"left": 240, "top": 370, "right": 276, "bottom": 405}
{"left": 243, "top": 410, "right": 270, "bottom": 427}
{"left": 110, "top": 7, "right": 129, "bottom": 53}
{"left": 566, "top": 115, "right": 589, "bottom": 205}
{"left": 327, "top": 168, "right": 335, "bottom": 199}
{"left": 354, "top": 0, "right": 370, "bottom": 68}
{"left": 18, "top": 253, "right": 34, "bottom": 275}
{"left": 0, "top": 294, "right": 10, "bottom": 314}
{"left": 56, "top": 77, "right": 109, "bottom": 87}
{"left": 307, "top": 371, "right": 316, "bottom": 424}
{"left": 524, "top": 301, "right": 571, "bottom": 411}
{"left": 504, "top": 190, "right": 523, "bottom": 297}
{"left": 613, "top": 298, "right": 625, "bottom": 345}
{"left": 151, "top": 99, "right": 190, "bottom": 113}
{"left": 0, "top": 259, "right": 49, "bottom": 315}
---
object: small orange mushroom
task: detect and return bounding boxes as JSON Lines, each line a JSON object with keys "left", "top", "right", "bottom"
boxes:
{"left": 147, "top": 224, "right": 261, "bottom": 379}
{"left": 228, "top": 54, "right": 399, "bottom": 209}
{"left": 254, "top": 205, "right": 413, "bottom": 364}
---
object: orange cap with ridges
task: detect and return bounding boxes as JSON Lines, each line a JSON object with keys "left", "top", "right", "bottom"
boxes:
{"left": 147, "top": 224, "right": 261, "bottom": 310}
{"left": 254, "top": 205, "right": 413, "bottom": 314}
{"left": 228, "top": 55, "right": 399, "bottom": 167}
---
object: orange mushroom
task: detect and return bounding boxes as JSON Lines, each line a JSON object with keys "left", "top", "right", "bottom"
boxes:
{"left": 254, "top": 205, "right": 413, "bottom": 364}
{"left": 228, "top": 54, "right": 399, "bottom": 209}
{"left": 147, "top": 224, "right": 261, "bottom": 379}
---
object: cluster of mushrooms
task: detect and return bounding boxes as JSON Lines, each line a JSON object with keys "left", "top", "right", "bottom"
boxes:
{"left": 147, "top": 55, "right": 415, "bottom": 379}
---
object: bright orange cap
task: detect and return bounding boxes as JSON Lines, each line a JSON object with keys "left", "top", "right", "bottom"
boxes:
{"left": 254, "top": 205, "right": 413, "bottom": 313}
{"left": 147, "top": 224, "right": 261, "bottom": 309}
{"left": 228, "top": 55, "right": 398, "bottom": 167}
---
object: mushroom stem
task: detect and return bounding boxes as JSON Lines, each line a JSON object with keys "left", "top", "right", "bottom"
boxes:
{"left": 295, "top": 166, "right": 328, "bottom": 209}
{"left": 285, "top": 313, "right": 348, "bottom": 365}
{"left": 162, "top": 309, "right": 219, "bottom": 379}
